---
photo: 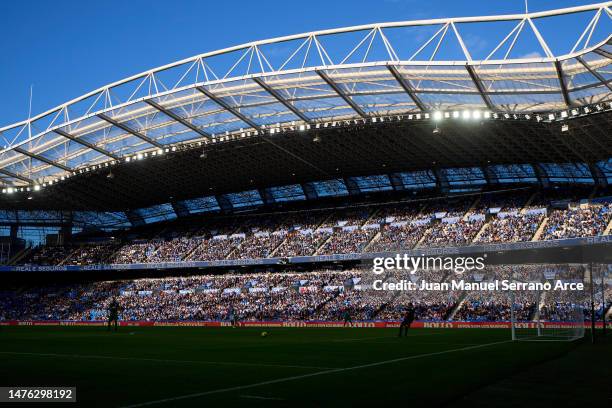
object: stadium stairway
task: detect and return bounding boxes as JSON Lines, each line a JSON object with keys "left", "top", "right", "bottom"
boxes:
{"left": 58, "top": 247, "right": 80, "bottom": 266}
{"left": 471, "top": 222, "right": 489, "bottom": 243}
{"left": 315, "top": 234, "right": 335, "bottom": 255}
{"left": 530, "top": 291, "right": 543, "bottom": 321}
{"left": 413, "top": 227, "right": 432, "bottom": 249}
{"left": 531, "top": 216, "right": 549, "bottom": 241}
{"left": 7, "top": 245, "right": 33, "bottom": 265}
{"left": 447, "top": 292, "right": 468, "bottom": 321}
{"left": 463, "top": 196, "right": 481, "bottom": 221}
{"left": 520, "top": 191, "right": 539, "bottom": 214}
{"left": 312, "top": 290, "right": 341, "bottom": 316}
{"left": 603, "top": 217, "right": 612, "bottom": 236}
{"left": 363, "top": 230, "right": 382, "bottom": 252}
{"left": 536, "top": 291, "right": 547, "bottom": 321}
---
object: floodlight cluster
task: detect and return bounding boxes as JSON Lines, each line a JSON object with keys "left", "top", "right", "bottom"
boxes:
{"left": 1, "top": 102, "right": 610, "bottom": 197}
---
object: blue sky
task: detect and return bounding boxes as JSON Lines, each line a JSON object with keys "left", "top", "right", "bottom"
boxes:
{"left": 0, "top": 0, "right": 607, "bottom": 126}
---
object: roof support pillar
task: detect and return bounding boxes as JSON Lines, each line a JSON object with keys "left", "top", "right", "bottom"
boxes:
{"left": 259, "top": 188, "right": 275, "bottom": 205}
{"left": 532, "top": 164, "right": 550, "bottom": 189}
{"left": 301, "top": 182, "right": 318, "bottom": 200}
{"left": 215, "top": 195, "right": 233, "bottom": 213}
{"left": 433, "top": 168, "right": 449, "bottom": 193}
{"left": 343, "top": 177, "right": 361, "bottom": 195}
{"left": 588, "top": 162, "right": 608, "bottom": 188}
{"left": 482, "top": 166, "right": 499, "bottom": 186}
{"left": 388, "top": 173, "right": 405, "bottom": 191}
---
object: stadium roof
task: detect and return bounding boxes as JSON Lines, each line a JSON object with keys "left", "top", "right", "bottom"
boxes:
{"left": 0, "top": 2, "right": 610, "bottom": 211}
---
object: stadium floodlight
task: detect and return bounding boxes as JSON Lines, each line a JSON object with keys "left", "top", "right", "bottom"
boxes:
{"left": 560, "top": 111, "right": 568, "bottom": 118}
{"left": 561, "top": 124, "right": 569, "bottom": 132}
{"left": 536, "top": 115, "right": 542, "bottom": 122}
{"left": 432, "top": 111, "right": 443, "bottom": 121}
{"left": 524, "top": 114, "right": 531, "bottom": 120}
{"left": 452, "top": 111, "right": 460, "bottom": 119}
{"left": 472, "top": 110, "right": 481, "bottom": 120}
{"left": 7, "top": 188, "right": 14, "bottom": 194}
{"left": 462, "top": 110, "right": 470, "bottom": 120}
{"left": 548, "top": 113, "right": 555, "bottom": 120}
{"left": 504, "top": 113, "right": 510, "bottom": 119}
{"left": 571, "top": 109, "right": 578, "bottom": 116}
{"left": 299, "top": 125, "right": 306, "bottom": 131}
{"left": 33, "top": 185, "right": 41, "bottom": 191}
{"left": 483, "top": 111, "right": 491, "bottom": 119}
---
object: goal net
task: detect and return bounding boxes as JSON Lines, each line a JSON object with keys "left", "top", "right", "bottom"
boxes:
{"left": 511, "top": 264, "right": 586, "bottom": 341}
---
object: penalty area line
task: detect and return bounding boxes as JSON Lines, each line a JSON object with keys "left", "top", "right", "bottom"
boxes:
{"left": 121, "top": 339, "right": 512, "bottom": 408}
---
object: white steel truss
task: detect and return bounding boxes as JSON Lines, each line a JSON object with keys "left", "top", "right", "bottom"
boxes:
{"left": 0, "top": 2, "right": 610, "bottom": 187}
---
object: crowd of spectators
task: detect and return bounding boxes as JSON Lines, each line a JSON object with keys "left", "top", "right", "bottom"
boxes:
{"left": 476, "top": 213, "right": 543, "bottom": 243}
{"left": 111, "top": 241, "right": 160, "bottom": 264}
{"left": 17, "top": 197, "right": 612, "bottom": 266}
{"left": 318, "top": 229, "right": 377, "bottom": 255}
{"left": 1, "top": 265, "right": 607, "bottom": 324}
{"left": 543, "top": 203, "right": 612, "bottom": 240}
{"left": 63, "top": 243, "right": 120, "bottom": 266}
{"left": 421, "top": 220, "right": 485, "bottom": 247}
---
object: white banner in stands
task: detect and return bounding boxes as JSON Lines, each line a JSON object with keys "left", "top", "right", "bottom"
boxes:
{"left": 412, "top": 218, "right": 431, "bottom": 226}
{"left": 362, "top": 223, "right": 381, "bottom": 230}
{"left": 223, "top": 288, "right": 240, "bottom": 294}
{"left": 248, "top": 287, "right": 267, "bottom": 293}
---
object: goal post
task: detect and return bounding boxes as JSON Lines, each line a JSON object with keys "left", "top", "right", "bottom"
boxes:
{"left": 511, "top": 264, "right": 586, "bottom": 342}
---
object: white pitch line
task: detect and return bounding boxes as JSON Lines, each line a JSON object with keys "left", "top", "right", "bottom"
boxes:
{"left": 121, "top": 339, "right": 512, "bottom": 408}
{"left": 0, "top": 351, "right": 333, "bottom": 370}
{"left": 332, "top": 332, "right": 439, "bottom": 342}
{"left": 240, "top": 395, "right": 284, "bottom": 401}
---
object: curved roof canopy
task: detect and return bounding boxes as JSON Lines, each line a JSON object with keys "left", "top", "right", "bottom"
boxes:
{"left": 0, "top": 2, "right": 611, "bottom": 189}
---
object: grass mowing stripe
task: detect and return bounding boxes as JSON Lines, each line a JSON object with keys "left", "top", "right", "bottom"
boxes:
{"left": 332, "top": 332, "right": 439, "bottom": 342}
{"left": 121, "top": 339, "right": 512, "bottom": 408}
{"left": 0, "top": 351, "right": 334, "bottom": 370}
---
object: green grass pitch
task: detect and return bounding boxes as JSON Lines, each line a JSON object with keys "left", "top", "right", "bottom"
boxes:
{"left": 0, "top": 326, "right": 609, "bottom": 407}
